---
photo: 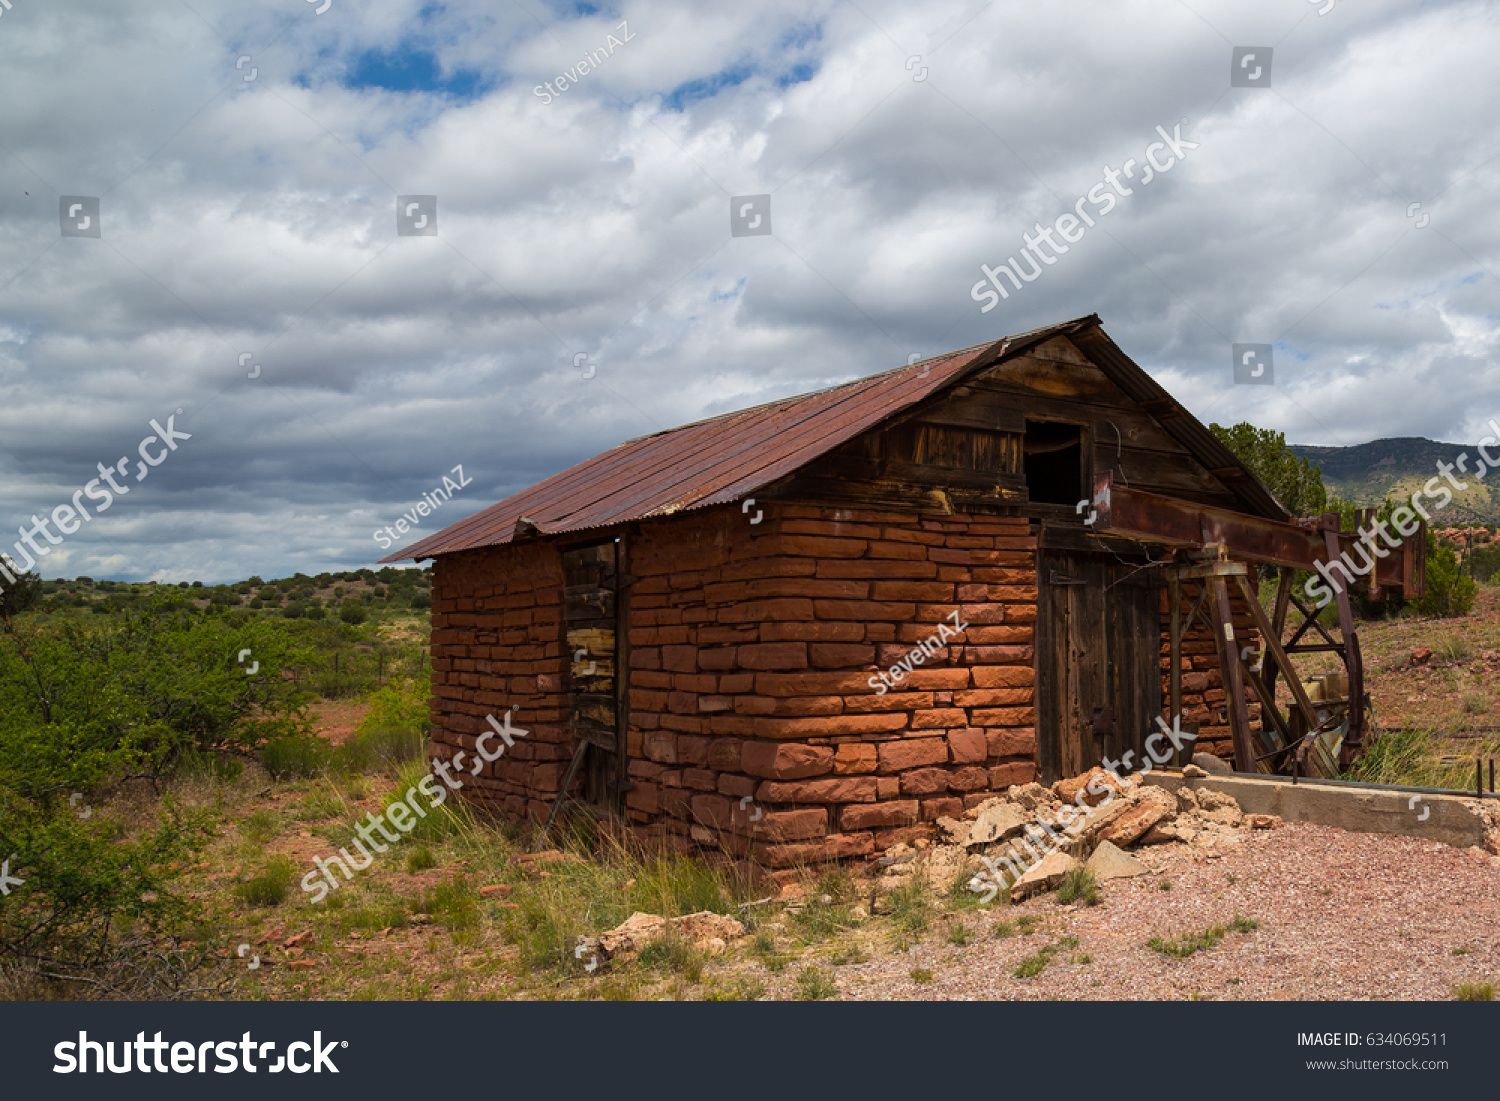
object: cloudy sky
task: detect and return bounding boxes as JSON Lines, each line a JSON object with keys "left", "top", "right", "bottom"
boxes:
{"left": 0, "top": 0, "right": 1496, "bottom": 582}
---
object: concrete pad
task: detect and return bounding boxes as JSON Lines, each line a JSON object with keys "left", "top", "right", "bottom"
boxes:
{"left": 1141, "top": 772, "right": 1498, "bottom": 852}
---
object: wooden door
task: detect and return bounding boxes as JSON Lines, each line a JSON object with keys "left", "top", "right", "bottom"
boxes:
{"left": 1036, "top": 549, "right": 1162, "bottom": 783}
{"left": 561, "top": 542, "right": 622, "bottom": 809}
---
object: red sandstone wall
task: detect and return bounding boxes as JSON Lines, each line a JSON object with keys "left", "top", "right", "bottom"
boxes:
{"left": 622, "top": 504, "right": 1038, "bottom": 867}
{"left": 428, "top": 542, "right": 571, "bottom": 821}
{"left": 423, "top": 511, "right": 1264, "bottom": 864}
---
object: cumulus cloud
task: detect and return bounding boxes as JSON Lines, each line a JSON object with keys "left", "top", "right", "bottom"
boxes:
{"left": 0, "top": 0, "right": 1496, "bottom": 580}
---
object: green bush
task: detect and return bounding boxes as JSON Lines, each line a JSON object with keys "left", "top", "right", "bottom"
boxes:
{"left": 1057, "top": 866, "right": 1101, "bottom": 906}
{"left": 340, "top": 725, "right": 424, "bottom": 772}
{"left": 261, "top": 735, "right": 333, "bottom": 779}
{"left": 340, "top": 603, "right": 367, "bottom": 625}
{"left": 418, "top": 875, "right": 479, "bottom": 930}
{"left": 234, "top": 857, "right": 297, "bottom": 907}
{"left": 359, "top": 678, "right": 429, "bottom": 733}
{"left": 1418, "top": 537, "right": 1476, "bottom": 618}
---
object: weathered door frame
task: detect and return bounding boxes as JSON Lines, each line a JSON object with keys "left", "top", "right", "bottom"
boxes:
{"left": 1034, "top": 527, "right": 1163, "bottom": 784}
{"left": 549, "top": 534, "right": 630, "bottom": 822}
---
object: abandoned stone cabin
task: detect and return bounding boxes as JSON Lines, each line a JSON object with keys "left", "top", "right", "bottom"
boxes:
{"left": 382, "top": 314, "right": 1278, "bottom": 869}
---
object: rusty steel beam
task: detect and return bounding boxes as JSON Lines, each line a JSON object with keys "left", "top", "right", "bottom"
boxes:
{"left": 1091, "top": 474, "right": 1421, "bottom": 597}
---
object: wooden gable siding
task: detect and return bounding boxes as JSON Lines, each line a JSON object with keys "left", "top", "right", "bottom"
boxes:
{"left": 765, "top": 335, "right": 1241, "bottom": 517}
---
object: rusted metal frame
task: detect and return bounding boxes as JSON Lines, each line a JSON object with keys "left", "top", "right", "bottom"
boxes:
{"left": 1359, "top": 508, "right": 1383, "bottom": 601}
{"left": 1283, "top": 588, "right": 1342, "bottom": 650}
{"left": 1233, "top": 573, "right": 1321, "bottom": 742}
{"left": 1324, "top": 527, "right": 1367, "bottom": 753}
{"left": 1091, "top": 474, "right": 1413, "bottom": 593}
{"left": 1207, "top": 574, "right": 1256, "bottom": 772}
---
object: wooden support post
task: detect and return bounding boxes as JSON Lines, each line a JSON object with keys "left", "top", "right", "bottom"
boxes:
{"left": 613, "top": 532, "right": 632, "bottom": 802}
{"left": 1208, "top": 575, "right": 1255, "bottom": 772}
{"left": 1168, "top": 570, "right": 1183, "bottom": 766}
{"left": 539, "top": 741, "right": 590, "bottom": 844}
{"left": 1234, "top": 574, "right": 1320, "bottom": 740}
{"left": 1323, "top": 527, "right": 1366, "bottom": 753}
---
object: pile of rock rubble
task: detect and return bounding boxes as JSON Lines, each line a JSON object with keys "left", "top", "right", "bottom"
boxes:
{"left": 876, "top": 767, "right": 1283, "bottom": 902}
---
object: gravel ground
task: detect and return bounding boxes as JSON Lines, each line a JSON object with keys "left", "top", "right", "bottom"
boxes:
{"left": 784, "top": 823, "right": 1500, "bottom": 1001}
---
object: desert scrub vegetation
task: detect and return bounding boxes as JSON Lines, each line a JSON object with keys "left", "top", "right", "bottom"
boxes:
{"left": 1057, "top": 867, "right": 1101, "bottom": 906}
{"left": 0, "top": 585, "right": 315, "bottom": 997}
{"left": 1344, "top": 727, "right": 1500, "bottom": 790}
{"left": 1148, "top": 915, "right": 1258, "bottom": 959}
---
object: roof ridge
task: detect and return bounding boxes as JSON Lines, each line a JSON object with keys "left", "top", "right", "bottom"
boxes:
{"left": 618, "top": 340, "right": 997, "bottom": 445}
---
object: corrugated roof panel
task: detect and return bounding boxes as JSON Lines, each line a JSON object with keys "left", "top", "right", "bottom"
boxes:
{"left": 380, "top": 315, "right": 1271, "bottom": 562}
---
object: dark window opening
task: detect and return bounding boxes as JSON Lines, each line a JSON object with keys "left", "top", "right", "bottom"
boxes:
{"left": 1024, "top": 420, "right": 1083, "bottom": 505}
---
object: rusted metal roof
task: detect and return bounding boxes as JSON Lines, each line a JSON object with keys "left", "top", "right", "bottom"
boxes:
{"left": 380, "top": 314, "right": 1281, "bottom": 562}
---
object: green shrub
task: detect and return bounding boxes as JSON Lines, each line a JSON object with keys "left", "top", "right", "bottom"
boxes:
{"left": 340, "top": 603, "right": 367, "bottom": 625}
{"left": 1418, "top": 538, "right": 1476, "bottom": 618}
{"left": 406, "top": 846, "right": 437, "bottom": 873}
{"left": 1455, "top": 982, "right": 1495, "bottom": 1001}
{"left": 418, "top": 875, "right": 479, "bottom": 930}
{"left": 243, "top": 809, "right": 278, "bottom": 844}
{"left": 234, "top": 857, "right": 297, "bottom": 907}
{"left": 1057, "top": 866, "right": 1101, "bottom": 906}
{"left": 358, "top": 678, "right": 430, "bottom": 734}
{"left": 638, "top": 933, "right": 704, "bottom": 982}
{"left": 261, "top": 735, "right": 332, "bottom": 779}
{"left": 795, "top": 966, "right": 837, "bottom": 1000}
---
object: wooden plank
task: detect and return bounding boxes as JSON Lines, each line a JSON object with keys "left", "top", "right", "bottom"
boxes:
{"left": 885, "top": 422, "right": 1021, "bottom": 474}
{"left": 1029, "top": 335, "right": 1093, "bottom": 365}
{"left": 1106, "top": 559, "right": 1160, "bottom": 769}
{"left": 573, "top": 720, "right": 617, "bottom": 751}
{"left": 1168, "top": 570, "right": 1183, "bottom": 765}
{"left": 1208, "top": 575, "right": 1256, "bottom": 771}
{"left": 1233, "top": 574, "right": 1320, "bottom": 741}
{"left": 1099, "top": 445, "right": 1238, "bottom": 500}
{"left": 564, "top": 584, "right": 614, "bottom": 620}
{"left": 965, "top": 380, "right": 1197, "bottom": 454}
{"left": 882, "top": 460, "right": 1027, "bottom": 492}
{"left": 978, "top": 352, "right": 1125, "bottom": 402}
{"left": 572, "top": 692, "right": 616, "bottom": 726}
{"left": 613, "top": 531, "right": 632, "bottom": 803}
{"left": 1034, "top": 543, "right": 1056, "bottom": 784}
{"left": 539, "top": 740, "right": 591, "bottom": 841}
{"left": 907, "top": 394, "right": 1027, "bottom": 434}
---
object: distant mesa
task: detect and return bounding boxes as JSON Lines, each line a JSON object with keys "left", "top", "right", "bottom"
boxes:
{"left": 1288, "top": 436, "right": 1500, "bottom": 525}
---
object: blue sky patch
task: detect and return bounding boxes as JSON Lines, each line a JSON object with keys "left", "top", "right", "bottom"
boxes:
{"left": 344, "top": 46, "right": 490, "bottom": 100}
